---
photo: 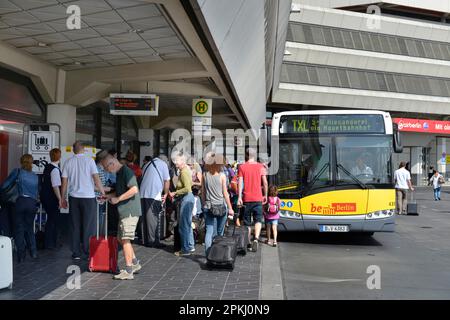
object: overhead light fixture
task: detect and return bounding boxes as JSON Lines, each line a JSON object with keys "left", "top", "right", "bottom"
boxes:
{"left": 37, "top": 42, "right": 48, "bottom": 47}
{"left": 73, "top": 61, "right": 83, "bottom": 65}
{"left": 128, "top": 28, "right": 144, "bottom": 34}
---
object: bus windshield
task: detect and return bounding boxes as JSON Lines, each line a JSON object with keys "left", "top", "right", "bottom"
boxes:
{"left": 336, "top": 136, "right": 392, "bottom": 186}
{"left": 274, "top": 135, "right": 392, "bottom": 196}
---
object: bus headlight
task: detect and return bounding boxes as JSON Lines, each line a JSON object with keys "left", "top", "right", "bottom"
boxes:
{"left": 366, "top": 209, "right": 395, "bottom": 219}
{"left": 280, "top": 210, "right": 302, "bottom": 219}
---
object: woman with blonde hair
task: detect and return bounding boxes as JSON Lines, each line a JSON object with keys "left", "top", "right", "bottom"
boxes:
{"left": 1, "top": 154, "right": 39, "bottom": 262}
{"left": 201, "top": 153, "right": 234, "bottom": 254}
{"left": 169, "top": 153, "right": 196, "bottom": 256}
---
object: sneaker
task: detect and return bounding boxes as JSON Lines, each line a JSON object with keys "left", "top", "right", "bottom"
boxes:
{"left": 273, "top": 242, "right": 278, "bottom": 247}
{"left": 189, "top": 248, "right": 196, "bottom": 253}
{"left": 174, "top": 251, "right": 192, "bottom": 257}
{"left": 72, "top": 254, "right": 81, "bottom": 260}
{"left": 113, "top": 269, "right": 134, "bottom": 280}
{"left": 132, "top": 263, "right": 142, "bottom": 274}
{"left": 251, "top": 239, "right": 258, "bottom": 253}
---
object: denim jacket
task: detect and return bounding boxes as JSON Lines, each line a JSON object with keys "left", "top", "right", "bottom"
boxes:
{"left": 1, "top": 168, "right": 39, "bottom": 201}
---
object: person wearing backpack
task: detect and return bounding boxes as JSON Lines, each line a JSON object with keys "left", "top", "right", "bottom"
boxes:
{"left": 264, "top": 186, "right": 280, "bottom": 247}
{"left": 429, "top": 170, "right": 445, "bottom": 201}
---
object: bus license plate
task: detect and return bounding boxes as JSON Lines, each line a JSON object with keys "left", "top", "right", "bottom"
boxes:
{"left": 320, "top": 225, "right": 349, "bottom": 232}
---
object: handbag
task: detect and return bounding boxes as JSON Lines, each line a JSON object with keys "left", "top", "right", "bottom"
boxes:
{"left": 438, "top": 176, "right": 445, "bottom": 184}
{"left": 0, "top": 169, "right": 20, "bottom": 206}
{"left": 204, "top": 172, "right": 226, "bottom": 218}
{"left": 210, "top": 204, "right": 226, "bottom": 217}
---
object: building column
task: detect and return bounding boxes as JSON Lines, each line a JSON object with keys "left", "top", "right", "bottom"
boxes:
{"left": 410, "top": 147, "right": 423, "bottom": 186}
{"left": 139, "top": 129, "right": 154, "bottom": 164}
{"left": 437, "top": 137, "right": 447, "bottom": 177}
{"left": 46, "top": 104, "right": 76, "bottom": 148}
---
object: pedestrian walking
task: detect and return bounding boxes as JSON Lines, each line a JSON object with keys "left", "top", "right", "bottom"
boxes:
{"left": 264, "top": 185, "right": 280, "bottom": 247}
{"left": 40, "top": 148, "right": 62, "bottom": 250}
{"left": 429, "top": 170, "right": 445, "bottom": 201}
{"left": 1, "top": 154, "right": 39, "bottom": 262}
{"left": 201, "top": 153, "right": 234, "bottom": 254}
{"left": 101, "top": 154, "right": 142, "bottom": 280}
{"left": 169, "top": 153, "right": 195, "bottom": 256}
{"left": 394, "top": 161, "right": 414, "bottom": 215}
{"left": 60, "top": 141, "right": 105, "bottom": 260}
{"left": 140, "top": 155, "right": 170, "bottom": 247}
{"left": 237, "top": 148, "right": 268, "bottom": 253}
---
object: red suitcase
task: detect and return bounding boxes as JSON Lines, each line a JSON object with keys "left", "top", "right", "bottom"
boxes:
{"left": 89, "top": 200, "right": 118, "bottom": 273}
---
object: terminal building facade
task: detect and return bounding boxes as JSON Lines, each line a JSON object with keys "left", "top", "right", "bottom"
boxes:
{"left": 270, "top": 0, "right": 450, "bottom": 186}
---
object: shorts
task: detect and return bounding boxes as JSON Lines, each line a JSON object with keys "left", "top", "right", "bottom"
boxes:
{"left": 243, "top": 202, "right": 263, "bottom": 226}
{"left": 118, "top": 215, "right": 139, "bottom": 240}
{"left": 265, "top": 219, "right": 278, "bottom": 226}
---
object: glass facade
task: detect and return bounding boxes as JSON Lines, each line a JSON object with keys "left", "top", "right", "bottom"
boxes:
{"left": 287, "top": 22, "right": 450, "bottom": 61}
{"left": 281, "top": 62, "right": 450, "bottom": 98}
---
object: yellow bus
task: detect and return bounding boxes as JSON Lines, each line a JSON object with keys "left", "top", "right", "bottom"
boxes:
{"left": 270, "top": 110, "right": 402, "bottom": 235}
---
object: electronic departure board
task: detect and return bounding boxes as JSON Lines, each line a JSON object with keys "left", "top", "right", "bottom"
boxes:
{"left": 280, "top": 114, "right": 385, "bottom": 134}
{"left": 110, "top": 93, "right": 159, "bottom": 116}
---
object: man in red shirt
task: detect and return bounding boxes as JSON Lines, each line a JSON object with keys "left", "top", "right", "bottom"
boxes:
{"left": 237, "top": 148, "right": 268, "bottom": 252}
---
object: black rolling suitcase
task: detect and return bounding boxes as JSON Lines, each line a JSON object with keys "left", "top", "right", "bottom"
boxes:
{"left": 206, "top": 235, "right": 238, "bottom": 270}
{"left": 232, "top": 226, "right": 249, "bottom": 256}
{"left": 206, "top": 215, "right": 240, "bottom": 269}
{"left": 407, "top": 192, "right": 419, "bottom": 216}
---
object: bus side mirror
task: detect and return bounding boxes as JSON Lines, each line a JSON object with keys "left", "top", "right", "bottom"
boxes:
{"left": 393, "top": 123, "right": 403, "bottom": 153}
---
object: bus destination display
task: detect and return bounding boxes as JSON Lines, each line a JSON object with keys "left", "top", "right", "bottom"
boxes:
{"left": 110, "top": 93, "right": 159, "bottom": 116}
{"left": 280, "top": 114, "right": 385, "bottom": 134}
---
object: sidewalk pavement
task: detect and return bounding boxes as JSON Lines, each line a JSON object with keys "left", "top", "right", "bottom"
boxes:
{"left": 0, "top": 232, "right": 284, "bottom": 300}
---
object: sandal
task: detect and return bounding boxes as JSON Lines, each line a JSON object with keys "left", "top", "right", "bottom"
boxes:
{"left": 273, "top": 242, "right": 277, "bottom": 247}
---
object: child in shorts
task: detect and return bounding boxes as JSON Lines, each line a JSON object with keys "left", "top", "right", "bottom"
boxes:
{"left": 264, "top": 185, "right": 280, "bottom": 247}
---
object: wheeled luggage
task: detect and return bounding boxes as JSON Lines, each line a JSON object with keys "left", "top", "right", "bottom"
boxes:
{"left": 232, "top": 226, "right": 249, "bottom": 256}
{"left": 206, "top": 235, "right": 238, "bottom": 270}
{"left": 0, "top": 236, "right": 13, "bottom": 289}
{"left": 89, "top": 200, "right": 118, "bottom": 273}
{"left": 407, "top": 192, "right": 419, "bottom": 216}
{"left": 34, "top": 204, "right": 46, "bottom": 250}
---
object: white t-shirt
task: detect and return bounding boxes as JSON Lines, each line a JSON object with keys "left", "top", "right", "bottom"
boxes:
{"left": 50, "top": 162, "right": 61, "bottom": 188}
{"left": 62, "top": 154, "right": 98, "bottom": 198}
{"left": 394, "top": 167, "right": 411, "bottom": 189}
{"left": 430, "top": 174, "right": 443, "bottom": 189}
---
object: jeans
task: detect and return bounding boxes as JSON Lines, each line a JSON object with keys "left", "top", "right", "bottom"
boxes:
{"left": 434, "top": 187, "right": 441, "bottom": 200}
{"left": 42, "top": 201, "right": 59, "bottom": 249}
{"left": 204, "top": 210, "right": 227, "bottom": 254}
{"left": 178, "top": 192, "right": 195, "bottom": 254}
{"left": 13, "top": 197, "right": 37, "bottom": 257}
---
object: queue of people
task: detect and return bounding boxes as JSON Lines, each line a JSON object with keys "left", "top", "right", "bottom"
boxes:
{"left": 0, "top": 142, "right": 281, "bottom": 280}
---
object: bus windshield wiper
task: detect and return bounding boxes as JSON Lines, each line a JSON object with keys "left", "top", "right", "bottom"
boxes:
{"left": 336, "top": 163, "right": 368, "bottom": 190}
{"left": 304, "top": 162, "right": 329, "bottom": 193}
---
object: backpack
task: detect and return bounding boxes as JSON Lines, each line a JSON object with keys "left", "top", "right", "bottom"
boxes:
{"left": 230, "top": 174, "right": 239, "bottom": 195}
{"left": 266, "top": 197, "right": 279, "bottom": 215}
